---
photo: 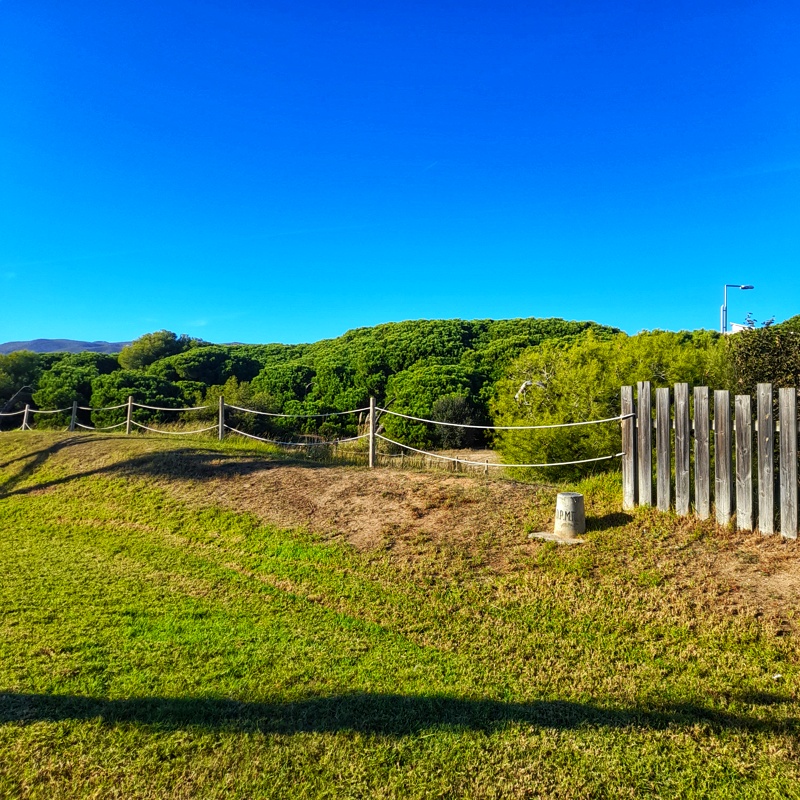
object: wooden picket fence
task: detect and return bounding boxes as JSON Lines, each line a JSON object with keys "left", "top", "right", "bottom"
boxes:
{"left": 620, "top": 382, "right": 797, "bottom": 539}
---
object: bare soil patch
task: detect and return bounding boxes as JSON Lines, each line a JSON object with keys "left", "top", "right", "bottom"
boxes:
{"left": 200, "top": 461, "right": 542, "bottom": 572}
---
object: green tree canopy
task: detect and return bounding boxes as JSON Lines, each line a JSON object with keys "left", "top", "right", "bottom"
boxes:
{"left": 0, "top": 351, "right": 42, "bottom": 406}
{"left": 90, "top": 371, "right": 184, "bottom": 427}
{"left": 31, "top": 353, "right": 120, "bottom": 426}
{"left": 148, "top": 346, "right": 262, "bottom": 386}
{"left": 382, "top": 362, "right": 477, "bottom": 447}
{"left": 118, "top": 330, "right": 203, "bottom": 371}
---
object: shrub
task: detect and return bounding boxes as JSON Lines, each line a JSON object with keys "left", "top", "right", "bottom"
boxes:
{"left": 728, "top": 315, "right": 800, "bottom": 396}
{"left": 382, "top": 362, "right": 478, "bottom": 448}
{"left": 90, "top": 371, "right": 184, "bottom": 427}
{"left": 430, "top": 394, "right": 485, "bottom": 449}
{"left": 491, "top": 331, "right": 728, "bottom": 479}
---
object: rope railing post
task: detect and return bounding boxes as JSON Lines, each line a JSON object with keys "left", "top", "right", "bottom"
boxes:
{"left": 69, "top": 401, "right": 78, "bottom": 432}
{"left": 22, "top": 404, "right": 31, "bottom": 431}
{"left": 218, "top": 396, "right": 225, "bottom": 442}
{"left": 369, "top": 396, "right": 376, "bottom": 468}
{"left": 125, "top": 396, "right": 133, "bottom": 435}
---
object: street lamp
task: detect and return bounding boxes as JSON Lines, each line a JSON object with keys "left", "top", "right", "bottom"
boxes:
{"left": 721, "top": 284, "right": 754, "bottom": 334}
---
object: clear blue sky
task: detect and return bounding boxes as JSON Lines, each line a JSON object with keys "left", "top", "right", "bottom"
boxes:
{"left": 1, "top": 0, "right": 798, "bottom": 344}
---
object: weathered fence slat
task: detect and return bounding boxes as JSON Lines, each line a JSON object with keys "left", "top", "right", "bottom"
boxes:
{"left": 656, "top": 387, "right": 671, "bottom": 512}
{"left": 621, "top": 386, "right": 636, "bottom": 510}
{"left": 779, "top": 387, "right": 797, "bottom": 539}
{"left": 637, "top": 381, "right": 652, "bottom": 507}
{"left": 674, "top": 383, "right": 690, "bottom": 516}
{"left": 125, "top": 395, "right": 133, "bottom": 435}
{"left": 714, "top": 390, "right": 732, "bottom": 525}
{"left": 735, "top": 394, "right": 753, "bottom": 531}
{"left": 218, "top": 396, "right": 225, "bottom": 441}
{"left": 69, "top": 401, "right": 78, "bottom": 432}
{"left": 694, "top": 386, "right": 710, "bottom": 520}
{"left": 757, "top": 383, "right": 774, "bottom": 535}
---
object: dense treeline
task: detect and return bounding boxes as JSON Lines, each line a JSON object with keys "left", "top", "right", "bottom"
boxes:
{"left": 0, "top": 319, "right": 616, "bottom": 440}
{"left": 2, "top": 315, "right": 798, "bottom": 475}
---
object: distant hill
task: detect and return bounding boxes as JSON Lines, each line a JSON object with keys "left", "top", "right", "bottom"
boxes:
{"left": 0, "top": 339, "right": 130, "bottom": 355}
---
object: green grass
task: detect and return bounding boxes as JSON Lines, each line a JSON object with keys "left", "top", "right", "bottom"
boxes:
{"left": 1, "top": 432, "right": 798, "bottom": 799}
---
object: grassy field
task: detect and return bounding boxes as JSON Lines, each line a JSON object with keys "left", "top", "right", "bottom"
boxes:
{"left": 1, "top": 431, "right": 798, "bottom": 799}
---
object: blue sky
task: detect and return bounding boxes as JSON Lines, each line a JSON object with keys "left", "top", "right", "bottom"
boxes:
{"left": 1, "top": 0, "right": 798, "bottom": 344}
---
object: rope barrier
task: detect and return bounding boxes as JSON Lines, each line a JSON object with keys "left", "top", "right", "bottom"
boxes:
{"left": 375, "top": 434, "right": 624, "bottom": 468}
{"left": 130, "top": 422, "right": 218, "bottom": 435}
{"left": 10, "top": 400, "right": 632, "bottom": 432}
{"left": 376, "top": 408, "right": 636, "bottom": 430}
{"left": 225, "top": 403, "right": 369, "bottom": 418}
{"left": 7, "top": 398, "right": 628, "bottom": 472}
{"left": 75, "top": 422, "right": 127, "bottom": 431}
{"left": 132, "top": 402, "right": 210, "bottom": 412}
{"left": 225, "top": 425, "right": 369, "bottom": 446}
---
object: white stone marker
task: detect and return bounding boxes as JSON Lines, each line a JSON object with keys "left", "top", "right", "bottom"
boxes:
{"left": 528, "top": 492, "right": 585, "bottom": 544}
{"left": 554, "top": 492, "right": 585, "bottom": 538}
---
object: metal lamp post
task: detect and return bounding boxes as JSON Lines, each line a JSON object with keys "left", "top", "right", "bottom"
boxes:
{"left": 720, "top": 284, "right": 754, "bottom": 333}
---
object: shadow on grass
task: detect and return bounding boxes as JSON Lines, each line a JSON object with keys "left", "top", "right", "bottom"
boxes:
{"left": 1, "top": 691, "right": 796, "bottom": 736}
{"left": 0, "top": 436, "right": 99, "bottom": 496}
{"left": 586, "top": 512, "right": 634, "bottom": 532}
{"left": 0, "top": 438, "right": 335, "bottom": 499}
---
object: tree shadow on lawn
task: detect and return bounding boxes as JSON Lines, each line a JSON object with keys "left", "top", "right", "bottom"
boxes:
{"left": 1, "top": 691, "right": 796, "bottom": 737}
{"left": 0, "top": 440, "right": 331, "bottom": 499}
{"left": 0, "top": 436, "right": 99, "bottom": 496}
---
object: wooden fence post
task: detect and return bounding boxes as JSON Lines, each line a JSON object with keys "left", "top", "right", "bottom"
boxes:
{"left": 714, "top": 390, "right": 732, "bottom": 525}
{"left": 368, "top": 396, "right": 376, "bottom": 469}
{"left": 779, "top": 387, "right": 797, "bottom": 539}
{"left": 22, "top": 404, "right": 30, "bottom": 431}
{"left": 674, "top": 383, "right": 690, "bottom": 516}
{"left": 735, "top": 394, "right": 753, "bottom": 531}
{"left": 636, "top": 381, "right": 652, "bottom": 507}
{"left": 757, "top": 383, "right": 774, "bottom": 535}
{"left": 656, "top": 387, "right": 671, "bottom": 512}
{"left": 126, "top": 395, "right": 133, "bottom": 435}
{"left": 218, "top": 396, "right": 225, "bottom": 441}
{"left": 69, "top": 401, "right": 78, "bottom": 432}
{"left": 694, "top": 386, "right": 710, "bottom": 520}
{"left": 621, "top": 386, "right": 636, "bottom": 510}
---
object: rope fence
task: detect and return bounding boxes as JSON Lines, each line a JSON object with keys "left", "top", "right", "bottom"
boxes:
{"left": 224, "top": 404, "right": 369, "bottom": 418}
{"left": 131, "top": 421, "right": 218, "bottom": 435}
{"left": 132, "top": 402, "right": 210, "bottom": 412}
{"left": 377, "top": 407, "right": 635, "bottom": 430}
{"left": 1, "top": 394, "right": 629, "bottom": 473}
{"left": 375, "top": 433, "right": 623, "bottom": 469}
{"left": 225, "top": 427, "right": 370, "bottom": 447}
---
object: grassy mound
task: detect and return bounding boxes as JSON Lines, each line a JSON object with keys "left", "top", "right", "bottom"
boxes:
{"left": 1, "top": 432, "right": 798, "bottom": 799}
